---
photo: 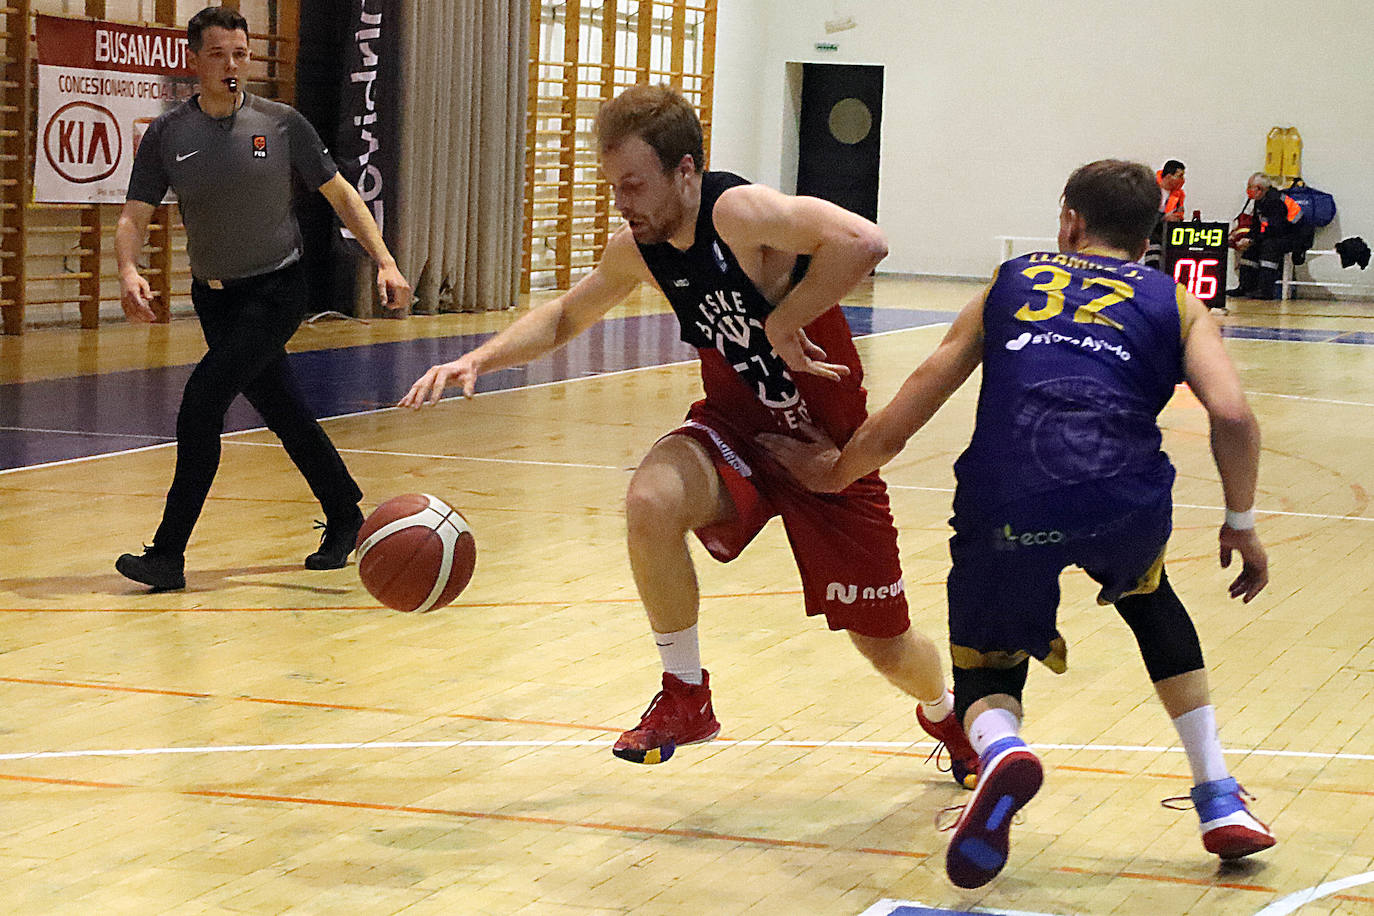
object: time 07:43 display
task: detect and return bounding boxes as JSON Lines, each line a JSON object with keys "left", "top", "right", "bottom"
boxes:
{"left": 1169, "top": 225, "right": 1225, "bottom": 248}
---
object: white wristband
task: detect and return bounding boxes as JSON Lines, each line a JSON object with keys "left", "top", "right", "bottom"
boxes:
{"left": 1224, "top": 508, "right": 1256, "bottom": 530}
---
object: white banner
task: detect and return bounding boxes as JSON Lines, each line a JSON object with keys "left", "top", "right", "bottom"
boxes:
{"left": 34, "top": 15, "right": 197, "bottom": 204}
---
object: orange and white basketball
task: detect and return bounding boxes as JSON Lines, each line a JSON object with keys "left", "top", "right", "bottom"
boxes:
{"left": 356, "top": 493, "right": 476, "bottom": 613}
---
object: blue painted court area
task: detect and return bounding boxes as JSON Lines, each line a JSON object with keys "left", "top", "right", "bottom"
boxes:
{"left": 0, "top": 306, "right": 951, "bottom": 472}
{"left": 1, "top": 303, "right": 1368, "bottom": 473}
{"left": 856, "top": 901, "right": 1072, "bottom": 916}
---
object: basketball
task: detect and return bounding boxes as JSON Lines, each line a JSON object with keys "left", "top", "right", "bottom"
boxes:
{"left": 355, "top": 493, "right": 477, "bottom": 613}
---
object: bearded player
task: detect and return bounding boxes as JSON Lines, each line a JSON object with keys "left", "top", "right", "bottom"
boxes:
{"left": 401, "top": 84, "right": 978, "bottom": 785}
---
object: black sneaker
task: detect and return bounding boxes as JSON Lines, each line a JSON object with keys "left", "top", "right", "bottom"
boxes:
{"left": 116, "top": 548, "right": 186, "bottom": 591}
{"left": 305, "top": 510, "right": 365, "bottom": 570}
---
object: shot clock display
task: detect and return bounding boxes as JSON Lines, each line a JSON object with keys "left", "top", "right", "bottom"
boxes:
{"left": 1161, "top": 220, "right": 1229, "bottom": 311}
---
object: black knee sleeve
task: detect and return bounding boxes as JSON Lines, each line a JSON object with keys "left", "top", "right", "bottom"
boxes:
{"left": 1115, "top": 571, "right": 1205, "bottom": 682}
{"left": 953, "top": 660, "right": 1029, "bottom": 723}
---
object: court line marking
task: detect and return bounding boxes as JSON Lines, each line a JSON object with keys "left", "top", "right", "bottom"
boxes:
{"left": 5, "top": 677, "right": 1367, "bottom": 765}
{"left": 227, "top": 439, "right": 626, "bottom": 471}
{"left": 882, "top": 486, "right": 1372, "bottom": 523}
{"left": 0, "top": 425, "right": 170, "bottom": 440}
{"left": 1252, "top": 871, "right": 1374, "bottom": 915}
{"left": 0, "top": 358, "right": 698, "bottom": 478}
{"left": 3, "top": 768, "right": 1353, "bottom": 903}
{"left": 1, "top": 738, "right": 1369, "bottom": 763}
{"left": 1247, "top": 390, "right": 1374, "bottom": 409}
{"left": 205, "top": 445, "right": 1367, "bottom": 525}
{"left": 3, "top": 316, "right": 1370, "bottom": 478}
{"left": 0, "top": 772, "right": 927, "bottom": 861}
{"left": 1055, "top": 864, "right": 1277, "bottom": 893}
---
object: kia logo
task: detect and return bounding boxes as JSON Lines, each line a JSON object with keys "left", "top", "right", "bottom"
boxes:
{"left": 43, "top": 100, "right": 123, "bottom": 183}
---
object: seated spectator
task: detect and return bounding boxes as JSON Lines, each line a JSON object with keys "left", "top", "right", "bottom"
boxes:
{"left": 1228, "top": 172, "right": 1303, "bottom": 299}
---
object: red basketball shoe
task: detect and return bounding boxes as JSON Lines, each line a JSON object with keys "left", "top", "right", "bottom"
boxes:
{"left": 918, "top": 694, "right": 980, "bottom": 789}
{"left": 613, "top": 670, "right": 720, "bottom": 764}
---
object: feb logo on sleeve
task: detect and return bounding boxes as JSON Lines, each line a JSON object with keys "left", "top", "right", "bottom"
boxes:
{"left": 252, "top": 135, "right": 267, "bottom": 159}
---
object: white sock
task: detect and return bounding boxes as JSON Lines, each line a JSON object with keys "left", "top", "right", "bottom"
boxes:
{"left": 654, "top": 624, "right": 702, "bottom": 685}
{"left": 919, "top": 688, "right": 955, "bottom": 723}
{"left": 968, "top": 708, "right": 1021, "bottom": 757}
{"left": 1173, "top": 705, "right": 1230, "bottom": 785}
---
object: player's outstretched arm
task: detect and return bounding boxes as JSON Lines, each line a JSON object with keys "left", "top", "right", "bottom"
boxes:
{"left": 1180, "top": 291, "right": 1268, "bottom": 601}
{"left": 715, "top": 185, "right": 887, "bottom": 380}
{"left": 399, "top": 227, "right": 645, "bottom": 408}
{"left": 761, "top": 288, "right": 986, "bottom": 491}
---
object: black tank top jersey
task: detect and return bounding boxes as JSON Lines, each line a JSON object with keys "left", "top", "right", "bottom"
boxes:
{"left": 636, "top": 171, "right": 869, "bottom": 442}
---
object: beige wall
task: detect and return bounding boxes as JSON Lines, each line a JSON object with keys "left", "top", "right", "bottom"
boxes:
{"left": 714, "top": 0, "right": 1373, "bottom": 294}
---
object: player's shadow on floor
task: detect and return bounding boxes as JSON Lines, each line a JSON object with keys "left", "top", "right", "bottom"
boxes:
{"left": 0, "top": 563, "right": 358, "bottom": 601}
{"left": 1216, "top": 855, "right": 1270, "bottom": 879}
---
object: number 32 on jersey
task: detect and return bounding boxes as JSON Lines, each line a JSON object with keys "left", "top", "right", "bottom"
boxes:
{"left": 1013, "top": 264, "right": 1132, "bottom": 331}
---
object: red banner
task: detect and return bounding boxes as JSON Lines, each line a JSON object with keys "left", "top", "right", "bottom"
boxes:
{"left": 37, "top": 16, "right": 194, "bottom": 78}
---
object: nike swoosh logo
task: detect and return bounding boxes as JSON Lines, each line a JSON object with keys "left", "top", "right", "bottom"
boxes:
{"left": 176, "top": 150, "right": 200, "bottom": 162}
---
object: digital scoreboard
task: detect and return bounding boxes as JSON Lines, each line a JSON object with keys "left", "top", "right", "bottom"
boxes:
{"left": 1161, "top": 221, "right": 1229, "bottom": 311}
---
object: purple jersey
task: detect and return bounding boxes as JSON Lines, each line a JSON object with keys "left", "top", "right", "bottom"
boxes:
{"left": 955, "top": 252, "right": 1186, "bottom": 508}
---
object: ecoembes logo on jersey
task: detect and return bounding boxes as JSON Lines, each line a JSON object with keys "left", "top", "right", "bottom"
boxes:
{"left": 42, "top": 101, "right": 121, "bottom": 183}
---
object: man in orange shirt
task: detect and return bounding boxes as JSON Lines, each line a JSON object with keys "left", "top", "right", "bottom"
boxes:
{"left": 1143, "top": 160, "right": 1186, "bottom": 268}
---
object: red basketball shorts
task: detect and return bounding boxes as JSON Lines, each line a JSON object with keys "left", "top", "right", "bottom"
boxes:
{"left": 666, "top": 404, "right": 910, "bottom": 639}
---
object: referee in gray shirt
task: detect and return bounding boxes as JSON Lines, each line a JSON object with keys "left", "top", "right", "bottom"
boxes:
{"left": 115, "top": 6, "right": 411, "bottom": 591}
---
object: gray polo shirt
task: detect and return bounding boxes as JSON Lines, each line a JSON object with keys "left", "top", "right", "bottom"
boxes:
{"left": 127, "top": 93, "right": 338, "bottom": 282}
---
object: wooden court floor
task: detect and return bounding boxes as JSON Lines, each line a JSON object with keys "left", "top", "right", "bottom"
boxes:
{"left": 1, "top": 277, "right": 1371, "bottom": 915}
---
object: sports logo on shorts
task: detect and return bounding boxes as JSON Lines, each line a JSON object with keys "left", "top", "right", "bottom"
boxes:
{"left": 825, "top": 578, "right": 905, "bottom": 604}
{"left": 252, "top": 135, "right": 267, "bottom": 159}
{"left": 999, "top": 523, "right": 1065, "bottom": 548}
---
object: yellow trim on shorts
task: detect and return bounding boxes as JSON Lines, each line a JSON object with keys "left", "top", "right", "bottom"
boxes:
{"left": 1097, "top": 546, "right": 1168, "bottom": 605}
{"left": 952, "top": 635, "right": 1068, "bottom": 675}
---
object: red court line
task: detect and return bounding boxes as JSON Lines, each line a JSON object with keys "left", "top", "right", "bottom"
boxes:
{"left": 0, "top": 772, "right": 131, "bottom": 790}
{"left": 1336, "top": 895, "right": 1374, "bottom": 904}
{"left": 4, "top": 771, "right": 927, "bottom": 860}
{"left": 1056, "top": 865, "right": 1276, "bottom": 893}
{"left": 1310, "top": 785, "right": 1374, "bottom": 798}
{"left": 236, "top": 694, "right": 616, "bottom": 733}
{"left": 0, "top": 675, "right": 620, "bottom": 733}
{"left": 0, "top": 589, "right": 808, "bottom": 614}
{"left": 0, "top": 607, "right": 379, "bottom": 613}
{"left": 0, "top": 676, "right": 212, "bottom": 699}
{"left": 1052, "top": 766, "right": 1190, "bottom": 781}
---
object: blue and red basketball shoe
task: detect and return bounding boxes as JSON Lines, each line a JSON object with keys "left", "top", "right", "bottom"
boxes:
{"left": 1191, "top": 777, "right": 1276, "bottom": 859}
{"left": 612, "top": 670, "right": 720, "bottom": 765}
{"left": 917, "top": 694, "right": 980, "bottom": 789}
{"left": 944, "top": 736, "right": 1043, "bottom": 888}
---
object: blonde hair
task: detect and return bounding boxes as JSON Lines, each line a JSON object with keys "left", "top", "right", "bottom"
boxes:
{"left": 595, "top": 84, "right": 703, "bottom": 173}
